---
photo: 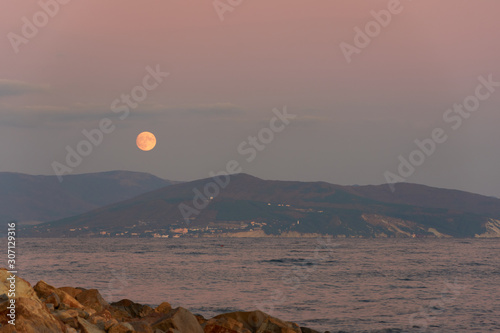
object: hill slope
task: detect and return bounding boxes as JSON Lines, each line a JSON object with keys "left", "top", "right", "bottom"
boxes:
{"left": 28, "top": 174, "right": 500, "bottom": 238}
{"left": 0, "top": 171, "right": 175, "bottom": 224}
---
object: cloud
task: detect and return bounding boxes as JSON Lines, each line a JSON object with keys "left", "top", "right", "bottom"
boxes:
{"left": 177, "top": 102, "right": 244, "bottom": 116}
{"left": 0, "top": 79, "right": 50, "bottom": 97}
{"left": 125, "top": 102, "right": 245, "bottom": 119}
{"left": 0, "top": 102, "right": 246, "bottom": 128}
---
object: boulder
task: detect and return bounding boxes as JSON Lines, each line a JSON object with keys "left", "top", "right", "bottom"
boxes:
{"left": 78, "top": 317, "right": 106, "bottom": 333}
{"left": 111, "top": 298, "right": 154, "bottom": 318}
{"left": 155, "top": 301, "right": 172, "bottom": 315}
{"left": 45, "top": 291, "right": 61, "bottom": 308}
{"left": 203, "top": 316, "right": 252, "bottom": 333}
{"left": 195, "top": 313, "right": 207, "bottom": 325}
{"left": 53, "top": 308, "right": 80, "bottom": 328}
{"left": 108, "top": 322, "right": 136, "bottom": 333}
{"left": 59, "top": 286, "right": 84, "bottom": 299}
{"left": 212, "top": 310, "right": 302, "bottom": 333}
{"left": 129, "top": 320, "right": 155, "bottom": 333}
{"left": 88, "top": 314, "right": 107, "bottom": 330}
{"left": 75, "top": 289, "right": 109, "bottom": 313}
{"left": 152, "top": 307, "right": 204, "bottom": 333}
{"left": 34, "top": 280, "right": 84, "bottom": 309}
{"left": 105, "top": 318, "right": 120, "bottom": 330}
{"left": 76, "top": 308, "right": 91, "bottom": 319}
{"left": 0, "top": 269, "right": 38, "bottom": 300}
{"left": 0, "top": 296, "right": 65, "bottom": 333}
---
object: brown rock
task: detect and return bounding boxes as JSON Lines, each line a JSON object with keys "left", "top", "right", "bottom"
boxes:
{"left": 59, "top": 286, "right": 84, "bottom": 299}
{"left": 203, "top": 316, "right": 252, "bottom": 333}
{"left": 0, "top": 269, "right": 38, "bottom": 300}
{"left": 105, "top": 318, "right": 120, "bottom": 330}
{"left": 195, "top": 314, "right": 207, "bottom": 325}
{"left": 155, "top": 302, "right": 172, "bottom": 315}
{"left": 78, "top": 317, "right": 106, "bottom": 333}
{"left": 111, "top": 298, "right": 154, "bottom": 318}
{"left": 45, "top": 291, "right": 61, "bottom": 308}
{"left": 108, "top": 322, "right": 135, "bottom": 333}
{"left": 75, "top": 289, "right": 109, "bottom": 313}
{"left": 98, "top": 309, "right": 114, "bottom": 321}
{"left": 129, "top": 320, "right": 155, "bottom": 333}
{"left": 76, "top": 308, "right": 91, "bottom": 319}
{"left": 0, "top": 296, "right": 65, "bottom": 333}
{"left": 88, "top": 314, "right": 107, "bottom": 330}
{"left": 53, "top": 309, "right": 80, "bottom": 328}
{"left": 152, "top": 307, "right": 204, "bottom": 333}
{"left": 34, "top": 280, "right": 84, "bottom": 309}
{"left": 212, "top": 310, "right": 301, "bottom": 333}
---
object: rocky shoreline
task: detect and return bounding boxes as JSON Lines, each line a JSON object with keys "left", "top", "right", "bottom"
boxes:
{"left": 0, "top": 269, "right": 402, "bottom": 333}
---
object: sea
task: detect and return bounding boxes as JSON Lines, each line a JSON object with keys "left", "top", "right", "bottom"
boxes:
{"left": 8, "top": 237, "right": 500, "bottom": 332}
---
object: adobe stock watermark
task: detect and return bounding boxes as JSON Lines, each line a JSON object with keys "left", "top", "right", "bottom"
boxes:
{"left": 213, "top": 0, "right": 244, "bottom": 22}
{"left": 51, "top": 65, "right": 169, "bottom": 182}
{"left": 384, "top": 74, "right": 499, "bottom": 192}
{"left": 7, "top": 0, "right": 72, "bottom": 54}
{"left": 178, "top": 106, "right": 296, "bottom": 224}
{"left": 340, "top": 0, "right": 412, "bottom": 64}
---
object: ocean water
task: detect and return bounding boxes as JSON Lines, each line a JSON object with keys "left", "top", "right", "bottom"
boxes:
{"left": 8, "top": 237, "right": 500, "bottom": 332}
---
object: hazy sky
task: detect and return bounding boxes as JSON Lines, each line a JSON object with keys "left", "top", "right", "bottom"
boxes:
{"left": 1, "top": 0, "right": 499, "bottom": 197}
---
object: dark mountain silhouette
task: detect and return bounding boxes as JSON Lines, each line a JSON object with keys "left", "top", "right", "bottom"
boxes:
{"left": 28, "top": 173, "right": 500, "bottom": 238}
{"left": 0, "top": 171, "right": 176, "bottom": 224}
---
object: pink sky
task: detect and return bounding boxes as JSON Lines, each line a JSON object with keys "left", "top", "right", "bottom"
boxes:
{"left": 1, "top": 0, "right": 499, "bottom": 197}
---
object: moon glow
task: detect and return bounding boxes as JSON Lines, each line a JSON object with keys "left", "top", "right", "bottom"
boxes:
{"left": 136, "top": 132, "right": 157, "bottom": 151}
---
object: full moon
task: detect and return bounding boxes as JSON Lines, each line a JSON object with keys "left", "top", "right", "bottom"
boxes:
{"left": 136, "top": 131, "right": 157, "bottom": 151}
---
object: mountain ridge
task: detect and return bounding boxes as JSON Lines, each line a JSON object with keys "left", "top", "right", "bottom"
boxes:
{"left": 24, "top": 173, "right": 500, "bottom": 238}
{"left": 0, "top": 170, "right": 177, "bottom": 224}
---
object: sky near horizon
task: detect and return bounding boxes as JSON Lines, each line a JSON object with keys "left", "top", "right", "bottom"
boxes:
{"left": 1, "top": 0, "right": 499, "bottom": 197}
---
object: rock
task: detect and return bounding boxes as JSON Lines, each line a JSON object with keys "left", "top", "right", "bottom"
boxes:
{"left": 195, "top": 314, "right": 207, "bottom": 325}
{"left": 88, "top": 314, "right": 107, "bottom": 330}
{"left": 0, "top": 269, "right": 38, "bottom": 300}
{"left": 129, "top": 321, "right": 154, "bottom": 333}
{"left": 203, "top": 316, "right": 252, "bottom": 333}
{"left": 105, "top": 318, "right": 120, "bottom": 330}
{"left": 77, "top": 308, "right": 91, "bottom": 319}
{"left": 0, "top": 296, "right": 65, "bottom": 333}
{"left": 34, "top": 280, "right": 84, "bottom": 309}
{"left": 108, "top": 322, "right": 136, "bottom": 333}
{"left": 53, "top": 309, "right": 80, "bottom": 328}
{"left": 152, "top": 307, "right": 204, "bottom": 333}
{"left": 129, "top": 320, "right": 155, "bottom": 333}
{"left": 45, "top": 291, "right": 61, "bottom": 308}
{"left": 59, "top": 286, "right": 84, "bottom": 299}
{"left": 75, "top": 289, "right": 109, "bottom": 313}
{"left": 211, "top": 310, "right": 302, "bottom": 333}
{"left": 155, "top": 302, "right": 172, "bottom": 315}
{"left": 111, "top": 298, "right": 154, "bottom": 318}
{"left": 78, "top": 317, "right": 106, "bottom": 333}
